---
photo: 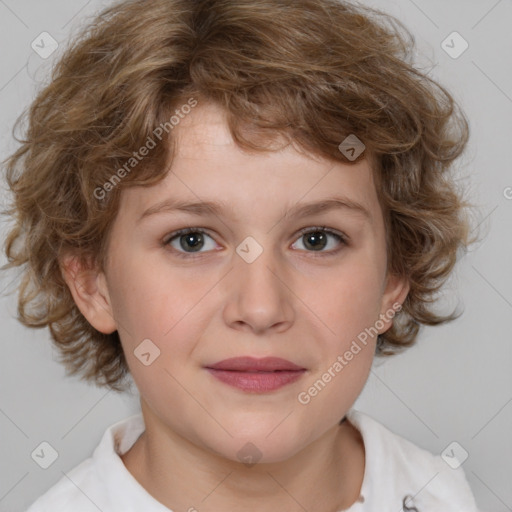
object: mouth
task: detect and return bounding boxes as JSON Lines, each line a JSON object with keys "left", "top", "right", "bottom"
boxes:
{"left": 204, "top": 356, "right": 307, "bottom": 392}
{"left": 205, "top": 356, "right": 306, "bottom": 372}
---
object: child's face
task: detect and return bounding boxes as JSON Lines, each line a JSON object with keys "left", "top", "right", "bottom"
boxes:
{"left": 78, "top": 102, "right": 408, "bottom": 462}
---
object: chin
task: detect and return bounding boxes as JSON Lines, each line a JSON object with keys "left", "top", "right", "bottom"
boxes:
{"left": 204, "top": 433, "right": 306, "bottom": 466}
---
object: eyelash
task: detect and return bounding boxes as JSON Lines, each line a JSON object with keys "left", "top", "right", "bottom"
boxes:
{"left": 162, "top": 226, "right": 348, "bottom": 260}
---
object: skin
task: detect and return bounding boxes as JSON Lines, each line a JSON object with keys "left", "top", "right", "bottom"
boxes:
{"left": 61, "top": 101, "right": 409, "bottom": 511}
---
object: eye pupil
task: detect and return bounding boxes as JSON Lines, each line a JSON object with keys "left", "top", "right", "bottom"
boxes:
{"left": 304, "top": 231, "right": 327, "bottom": 251}
{"left": 167, "top": 227, "right": 343, "bottom": 258}
{"left": 180, "top": 233, "right": 204, "bottom": 252}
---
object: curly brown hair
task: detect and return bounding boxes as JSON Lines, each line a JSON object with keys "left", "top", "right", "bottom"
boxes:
{"left": 1, "top": 0, "right": 479, "bottom": 392}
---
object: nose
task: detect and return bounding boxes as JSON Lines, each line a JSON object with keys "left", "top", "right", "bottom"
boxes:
{"left": 222, "top": 242, "right": 295, "bottom": 335}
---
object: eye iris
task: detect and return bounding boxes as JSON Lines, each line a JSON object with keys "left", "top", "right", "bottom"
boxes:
{"left": 304, "top": 231, "right": 327, "bottom": 251}
{"left": 180, "top": 232, "right": 204, "bottom": 252}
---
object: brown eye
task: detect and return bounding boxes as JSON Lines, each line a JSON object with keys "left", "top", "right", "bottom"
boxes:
{"left": 164, "top": 228, "right": 217, "bottom": 257}
{"left": 302, "top": 231, "right": 329, "bottom": 251}
{"left": 176, "top": 232, "right": 205, "bottom": 252}
{"left": 292, "top": 227, "right": 347, "bottom": 255}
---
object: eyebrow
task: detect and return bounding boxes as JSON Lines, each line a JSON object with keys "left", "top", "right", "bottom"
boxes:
{"left": 137, "top": 196, "right": 371, "bottom": 224}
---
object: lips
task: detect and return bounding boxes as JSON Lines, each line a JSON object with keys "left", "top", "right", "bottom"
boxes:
{"left": 205, "top": 356, "right": 306, "bottom": 372}
{"left": 204, "top": 357, "right": 307, "bottom": 392}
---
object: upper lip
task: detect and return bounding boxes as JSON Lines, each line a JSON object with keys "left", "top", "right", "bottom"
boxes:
{"left": 205, "top": 356, "right": 306, "bottom": 372}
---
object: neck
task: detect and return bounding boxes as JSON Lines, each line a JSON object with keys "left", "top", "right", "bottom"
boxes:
{"left": 121, "top": 408, "right": 365, "bottom": 512}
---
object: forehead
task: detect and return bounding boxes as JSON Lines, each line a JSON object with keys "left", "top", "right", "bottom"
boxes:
{"left": 176, "top": 102, "right": 236, "bottom": 146}
{"left": 122, "top": 102, "right": 381, "bottom": 227}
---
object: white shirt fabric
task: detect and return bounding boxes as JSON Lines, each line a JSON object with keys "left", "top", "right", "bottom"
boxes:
{"left": 25, "top": 409, "right": 480, "bottom": 512}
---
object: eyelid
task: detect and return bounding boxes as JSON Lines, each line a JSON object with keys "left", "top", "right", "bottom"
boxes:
{"left": 162, "top": 227, "right": 213, "bottom": 245}
{"left": 162, "top": 225, "right": 349, "bottom": 258}
{"left": 295, "top": 225, "right": 349, "bottom": 244}
{"left": 291, "top": 226, "right": 349, "bottom": 257}
{"left": 162, "top": 227, "right": 220, "bottom": 259}
{"left": 163, "top": 226, "right": 349, "bottom": 243}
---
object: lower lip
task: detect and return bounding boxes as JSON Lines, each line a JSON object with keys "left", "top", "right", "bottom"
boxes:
{"left": 205, "top": 369, "right": 306, "bottom": 392}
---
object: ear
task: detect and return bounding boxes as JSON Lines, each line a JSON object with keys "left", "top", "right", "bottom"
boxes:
{"left": 377, "top": 272, "right": 410, "bottom": 335}
{"left": 59, "top": 253, "right": 117, "bottom": 334}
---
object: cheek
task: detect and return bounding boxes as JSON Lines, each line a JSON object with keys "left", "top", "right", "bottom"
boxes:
{"left": 106, "top": 251, "right": 186, "bottom": 330}
{"left": 107, "top": 259, "right": 212, "bottom": 370}
{"left": 295, "top": 257, "right": 384, "bottom": 337}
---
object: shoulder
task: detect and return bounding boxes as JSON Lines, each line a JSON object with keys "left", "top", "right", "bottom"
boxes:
{"left": 24, "top": 457, "right": 102, "bottom": 512}
{"left": 346, "top": 409, "right": 480, "bottom": 511}
{"left": 24, "top": 413, "right": 145, "bottom": 512}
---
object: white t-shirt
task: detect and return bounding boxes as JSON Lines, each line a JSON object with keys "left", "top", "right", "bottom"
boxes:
{"left": 25, "top": 409, "right": 480, "bottom": 512}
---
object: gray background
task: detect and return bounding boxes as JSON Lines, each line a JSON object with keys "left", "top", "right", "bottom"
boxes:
{"left": 0, "top": 1, "right": 511, "bottom": 511}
